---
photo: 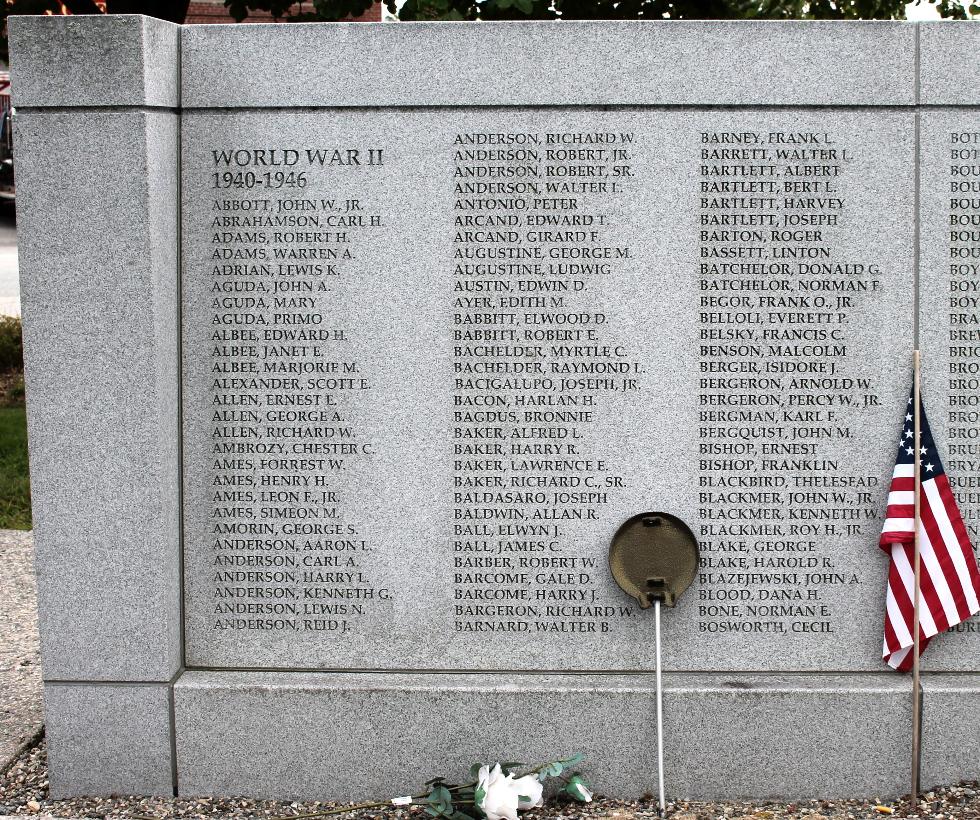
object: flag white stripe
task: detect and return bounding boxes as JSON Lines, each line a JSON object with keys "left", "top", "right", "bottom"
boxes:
{"left": 887, "top": 645, "right": 911, "bottom": 670}
{"left": 924, "top": 479, "right": 980, "bottom": 616}
{"left": 892, "top": 543, "right": 938, "bottom": 638}
{"left": 917, "top": 520, "right": 961, "bottom": 630}
{"left": 893, "top": 464, "right": 915, "bottom": 478}
{"left": 885, "top": 581, "right": 913, "bottom": 648}
{"left": 887, "top": 491, "right": 915, "bottom": 506}
{"left": 882, "top": 518, "right": 915, "bottom": 533}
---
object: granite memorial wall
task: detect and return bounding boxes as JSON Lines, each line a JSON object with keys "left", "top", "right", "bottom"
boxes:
{"left": 9, "top": 15, "right": 980, "bottom": 801}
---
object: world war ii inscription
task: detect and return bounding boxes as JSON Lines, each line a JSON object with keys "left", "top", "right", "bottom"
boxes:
{"left": 204, "top": 142, "right": 387, "bottom": 636}
{"left": 182, "top": 117, "right": 396, "bottom": 668}
{"left": 181, "top": 110, "right": 911, "bottom": 672}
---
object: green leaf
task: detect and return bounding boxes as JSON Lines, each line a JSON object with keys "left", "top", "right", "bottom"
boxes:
{"left": 564, "top": 774, "right": 594, "bottom": 803}
{"left": 498, "top": 761, "right": 524, "bottom": 775}
{"left": 561, "top": 753, "right": 585, "bottom": 767}
{"left": 424, "top": 784, "right": 454, "bottom": 817}
{"left": 469, "top": 763, "right": 483, "bottom": 780}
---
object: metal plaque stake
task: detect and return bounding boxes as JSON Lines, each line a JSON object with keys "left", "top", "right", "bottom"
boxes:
{"left": 654, "top": 598, "right": 665, "bottom": 815}
{"left": 609, "top": 512, "right": 700, "bottom": 817}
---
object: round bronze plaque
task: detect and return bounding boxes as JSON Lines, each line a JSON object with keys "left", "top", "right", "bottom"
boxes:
{"left": 608, "top": 512, "right": 699, "bottom": 608}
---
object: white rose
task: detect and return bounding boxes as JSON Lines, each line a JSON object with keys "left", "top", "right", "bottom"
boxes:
{"left": 511, "top": 775, "right": 544, "bottom": 810}
{"left": 477, "top": 764, "right": 520, "bottom": 820}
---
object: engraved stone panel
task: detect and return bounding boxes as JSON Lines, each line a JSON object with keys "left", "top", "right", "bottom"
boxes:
{"left": 182, "top": 108, "right": 913, "bottom": 672}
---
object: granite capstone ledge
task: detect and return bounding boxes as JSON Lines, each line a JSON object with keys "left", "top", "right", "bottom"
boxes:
{"left": 179, "top": 21, "right": 916, "bottom": 109}
{"left": 13, "top": 19, "right": 980, "bottom": 111}
{"left": 8, "top": 14, "right": 178, "bottom": 109}
{"left": 919, "top": 22, "right": 980, "bottom": 106}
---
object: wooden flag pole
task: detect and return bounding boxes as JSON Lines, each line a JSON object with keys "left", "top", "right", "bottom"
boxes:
{"left": 911, "top": 349, "right": 923, "bottom": 802}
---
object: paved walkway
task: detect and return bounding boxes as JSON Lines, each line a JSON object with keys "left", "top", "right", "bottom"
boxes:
{"left": 0, "top": 529, "right": 41, "bottom": 771}
{"left": 0, "top": 209, "right": 19, "bottom": 318}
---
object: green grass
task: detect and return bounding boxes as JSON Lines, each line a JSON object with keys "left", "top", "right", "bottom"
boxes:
{"left": 0, "top": 404, "right": 31, "bottom": 530}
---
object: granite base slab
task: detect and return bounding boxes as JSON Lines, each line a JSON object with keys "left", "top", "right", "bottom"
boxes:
{"left": 44, "top": 682, "right": 174, "bottom": 798}
{"left": 173, "top": 671, "right": 947, "bottom": 801}
{"left": 920, "top": 675, "right": 980, "bottom": 788}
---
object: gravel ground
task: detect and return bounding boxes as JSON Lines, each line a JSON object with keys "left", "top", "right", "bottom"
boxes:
{"left": 0, "top": 739, "right": 978, "bottom": 820}
{"left": 0, "top": 529, "right": 42, "bottom": 771}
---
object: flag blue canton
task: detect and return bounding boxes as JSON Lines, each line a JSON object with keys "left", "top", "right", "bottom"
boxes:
{"left": 895, "top": 394, "right": 944, "bottom": 477}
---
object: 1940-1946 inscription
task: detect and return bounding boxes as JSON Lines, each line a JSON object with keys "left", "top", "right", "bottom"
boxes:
{"left": 180, "top": 110, "right": 911, "bottom": 672}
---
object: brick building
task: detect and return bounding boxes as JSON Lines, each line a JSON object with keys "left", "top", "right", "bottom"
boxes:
{"left": 185, "top": 0, "right": 381, "bottom": 23}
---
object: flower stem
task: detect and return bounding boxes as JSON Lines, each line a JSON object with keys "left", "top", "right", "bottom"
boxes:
{"left": 270, "top": 801, "right": 394, "bottom": 820}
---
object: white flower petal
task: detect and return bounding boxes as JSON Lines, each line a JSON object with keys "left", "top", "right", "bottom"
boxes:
{"left": 482, "top": 765, "right": 520, "bottom": 820}
{"left": 511, "top": 775, "right": 544, "bottom": 810}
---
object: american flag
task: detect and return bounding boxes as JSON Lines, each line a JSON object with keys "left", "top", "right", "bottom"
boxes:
{"left": 879, "top": 389, "right": 980, "bottom": 671}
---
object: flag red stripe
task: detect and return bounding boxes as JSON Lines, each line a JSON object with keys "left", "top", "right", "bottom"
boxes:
{"left": 890, "top": 550, "right": 915, "bottom": 637}
{"left": 937, "top": 474, "right": 980, "bottom": 590}
{"left": 920, "top": 487, "right": 970, "bottom": 624}
{"left": 886, "top": 505, "right": 915, "bottom": 519}
{"left": 910, "top": 531, "right": 951, "bottom": 634}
